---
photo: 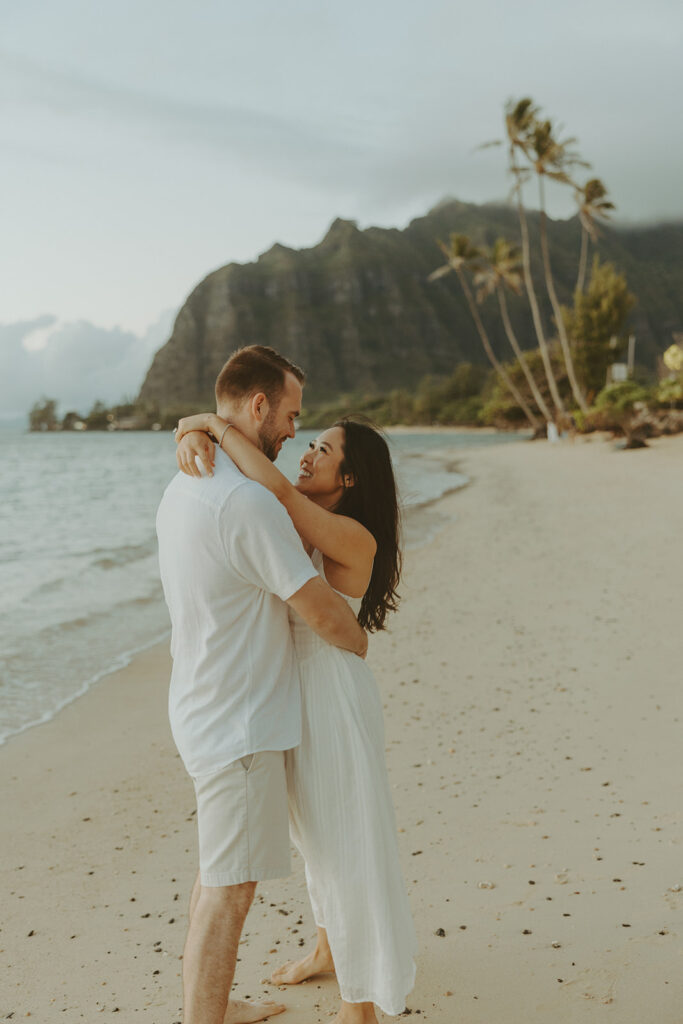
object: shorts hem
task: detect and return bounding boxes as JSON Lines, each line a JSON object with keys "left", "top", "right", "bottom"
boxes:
{"left": 189, "top": 745, "right": 298, "bottom": 780}
{"left": 200, "top": 862, "right": 291, "bottom": 887}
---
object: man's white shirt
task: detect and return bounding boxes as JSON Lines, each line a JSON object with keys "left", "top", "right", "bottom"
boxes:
{"left": 156, "top": 449, "right": 317, "bottom": 778}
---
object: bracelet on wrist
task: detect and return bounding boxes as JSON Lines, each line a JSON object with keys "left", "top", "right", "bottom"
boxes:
{"left": 217, "top": 423, "right": 232, "bottom": 448}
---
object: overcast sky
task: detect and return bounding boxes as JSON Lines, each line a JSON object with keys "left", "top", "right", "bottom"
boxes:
{"left": 2, "top": 0, "right": 682, "bottom": 414}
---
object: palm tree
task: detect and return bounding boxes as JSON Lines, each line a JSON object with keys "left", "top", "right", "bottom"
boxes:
{"left": 502, "top": 98, "right": 566, "bottom": 418}
{"left": 574, "top": 178, "right": 615, "bottom": 294}
{"left": 474, "top": 237, "right": 554, "bottom": 422}
{"left": 429, "top": 233, "right": 541, "bottom": 430}
{"left": 526, "top": 118, "right": 590, "bottom": 414}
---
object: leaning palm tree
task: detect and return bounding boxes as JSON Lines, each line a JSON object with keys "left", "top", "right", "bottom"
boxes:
{"left": 429, "top": 233, "right": 541, "bottom": 430}
{"left": 574, "top": 177, "right": 615, "bottom": 294}
{"left": 525, "top": 118, "right": 590, "bottom": 414}
{"left": 501, "top": 98, "right": 566, "bottom": 418}
{"left": 474, "top": 237, "right": 554, "bottom": 422}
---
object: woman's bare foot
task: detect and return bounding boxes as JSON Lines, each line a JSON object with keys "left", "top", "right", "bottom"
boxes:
{"left": 224, "top": 998, "right": 286, "bottom": 1023}
{"left": 270, "top": 947, "right": 335, "bottom": 985}
{"left": 332, "top": 1001, "right": 378, "bottom": 1024}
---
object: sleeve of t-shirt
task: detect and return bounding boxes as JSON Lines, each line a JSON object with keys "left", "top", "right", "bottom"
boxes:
{"left": 222, "top": 482, "right": 319, "bottom": 601}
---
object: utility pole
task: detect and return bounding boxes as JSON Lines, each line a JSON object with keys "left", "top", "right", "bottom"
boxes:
{"left": 627, "top": 335, "right": 636, "bottom": 377}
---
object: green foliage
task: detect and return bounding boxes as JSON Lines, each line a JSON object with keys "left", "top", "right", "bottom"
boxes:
{"left": 480, "top": 395, "right": 530, "bottom": 428}
{"left": 110, "top": 401, "right": 137, "bottom": 419}
{"left": 562, "top": 257, "right": 636, "bottom": 398}
{"left": 299, "top": 364, "right": 490, "bottom": 428}
{"left": 155, "top": 404, "right": 204, "bottom": 431}
{"left": 593, "top": 380, "right": 650, "bottom": 418}
{"left": 571, "top": 409, "right": 588, "bottom": 432}
{"left": 28, "top": 398, "right": 58, "bottom": 432}
{"left": 656, "top": 375, "right": 683, "bottom": 407}
{"left": 85, "top": 400, "right": 112, "bottom": 430}
{"left": 434, "top": 396, "right": 485, "bottom": 425}
{"left": 61, "top": 411, "right": 84, "bottom": 430}
{"left": 482, "top": 342, "right": 573, "bottom": 425}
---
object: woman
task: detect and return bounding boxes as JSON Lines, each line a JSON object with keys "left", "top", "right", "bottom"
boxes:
{"left": 175, "top": 414, "right": 417, "bottom": 1023}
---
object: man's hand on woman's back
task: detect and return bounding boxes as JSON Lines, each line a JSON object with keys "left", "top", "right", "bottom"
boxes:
{"left": 287, "top": 577, "right": 367, "bottom": 658}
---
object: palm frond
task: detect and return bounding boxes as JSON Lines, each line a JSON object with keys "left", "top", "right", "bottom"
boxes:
{"left": 546, "top": 169, "right": 574, "bottom": 185}
{"left": 427, "top": 264, "right": 453, "bottom": 282}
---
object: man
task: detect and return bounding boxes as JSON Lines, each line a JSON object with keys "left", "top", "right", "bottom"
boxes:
{"left": 156, "top": 346, "right": 367, "bottom": 1024}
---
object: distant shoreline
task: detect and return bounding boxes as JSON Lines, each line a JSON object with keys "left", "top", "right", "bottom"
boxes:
{"left": 384, "top": 424, "right": 522, "bottom": 435}
{"left": 15, "top": 422, "right": 524, "bottom": 436}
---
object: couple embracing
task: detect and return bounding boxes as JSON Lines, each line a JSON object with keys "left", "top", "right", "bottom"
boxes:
{"left": 157, "top": 345, "right": 416, "bottom": 1024}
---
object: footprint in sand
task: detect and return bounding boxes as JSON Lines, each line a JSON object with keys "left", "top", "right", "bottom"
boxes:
{"left": 564, "top": 967, "right": 617, "bottom": 1005}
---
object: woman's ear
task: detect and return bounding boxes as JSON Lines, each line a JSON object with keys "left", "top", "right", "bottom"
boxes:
{"left": 343, "top": 473, "right": 355, "bottom": 488}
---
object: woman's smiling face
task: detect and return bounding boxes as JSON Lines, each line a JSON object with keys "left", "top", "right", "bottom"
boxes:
{"left": 295, "top": 426, "right": 348, "bottom": 506}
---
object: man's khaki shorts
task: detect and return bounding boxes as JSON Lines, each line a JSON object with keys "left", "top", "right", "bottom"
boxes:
{"left": 192, "top": 750, "right": 290, "bottom": 886}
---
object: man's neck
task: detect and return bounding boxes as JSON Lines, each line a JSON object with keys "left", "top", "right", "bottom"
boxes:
{"left": 216, "top": 406, "right": 260, "bottom": 449}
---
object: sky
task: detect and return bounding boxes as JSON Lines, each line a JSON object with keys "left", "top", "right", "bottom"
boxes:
{"left": 2, "top": 0, "right": 682, "bottom": 416}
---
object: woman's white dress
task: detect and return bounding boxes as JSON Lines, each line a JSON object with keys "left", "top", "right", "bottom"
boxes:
{"left": 286, "top": 549, "right": 417, "bottom": 1016}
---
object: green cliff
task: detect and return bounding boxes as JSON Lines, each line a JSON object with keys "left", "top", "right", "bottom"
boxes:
{"left": 139, "top": 199, "right": 683, "bottom": 409}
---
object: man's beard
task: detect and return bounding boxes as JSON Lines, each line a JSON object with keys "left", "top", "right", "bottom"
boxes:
{"left": 258, "top": 409, "right": 282, "bottom": 462}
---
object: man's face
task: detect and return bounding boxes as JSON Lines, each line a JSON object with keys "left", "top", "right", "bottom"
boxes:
{"left": 257, "top": 372, "right": 303, "bottom": 461}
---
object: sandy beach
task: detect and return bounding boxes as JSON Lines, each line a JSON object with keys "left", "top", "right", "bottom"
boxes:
{"left": 2, "top": 432, "right": 682, "bottom": 1024}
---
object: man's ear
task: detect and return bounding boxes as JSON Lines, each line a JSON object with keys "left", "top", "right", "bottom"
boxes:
{"left": 249, "top": 392, "right": 269, "bottom": 422}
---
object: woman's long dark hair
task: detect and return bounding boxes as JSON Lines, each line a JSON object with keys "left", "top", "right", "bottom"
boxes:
{"left": 332, "top": 418, "right": 402, "bottom": 632}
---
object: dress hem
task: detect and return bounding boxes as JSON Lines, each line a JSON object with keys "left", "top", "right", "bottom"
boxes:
{"left": 337, "top": 959, "right": 417, "bottom": 1017}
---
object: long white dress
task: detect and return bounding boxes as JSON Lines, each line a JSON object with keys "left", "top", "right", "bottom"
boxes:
{"left": 286, "top": 549, "right": 417, "bottom": 1016}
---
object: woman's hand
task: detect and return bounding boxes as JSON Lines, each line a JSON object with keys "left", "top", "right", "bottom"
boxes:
{"left": 175, "top": 412, "right": 218, "bottom": 443}
{"left": 177, "top": 431, "right": 216, "bottom": 478}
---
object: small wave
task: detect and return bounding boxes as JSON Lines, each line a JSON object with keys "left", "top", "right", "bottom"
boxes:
{"left": 60, "top": 616, "right": 90, "bottom": 632}
{"left": 90, "top": 539, "right": 157, "bottom": 571}
{"left": 6, "top": 587, "right": 164, "bottom": 646}
{"left": 0, "top": 629, "right": 171, "bottom": 748}
{"left": 32, "top": 576, "right": 66, "bottom": 597}
{"left": 129, "top": 593, "right": 162, "bottom": 608}
{"left": 402, "top": 473, "right": 469, "bottom": 511}
{"left": 27, "top": 538, "right": 158, "bottom": 602}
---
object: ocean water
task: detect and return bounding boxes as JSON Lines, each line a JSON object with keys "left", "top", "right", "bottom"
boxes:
{"left": 0, "top": 426, "right": 524, "bottom": 745}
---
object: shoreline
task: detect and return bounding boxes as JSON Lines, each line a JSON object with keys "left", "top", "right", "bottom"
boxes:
{"left": 0, "top": 628, "right": 171, "bottom": 751}
{"left": 3, "top": 433, "right": 682, "bottom": 1022}
{"left": 2, "top": 431, "right": 486, "bottom": 750}
{"left": 384, "top": 425, "right": 524, "bottom": 435}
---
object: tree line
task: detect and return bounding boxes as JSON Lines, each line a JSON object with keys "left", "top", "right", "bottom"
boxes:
{"left": 417, "top": 96, "right": 681, "bottom": 444}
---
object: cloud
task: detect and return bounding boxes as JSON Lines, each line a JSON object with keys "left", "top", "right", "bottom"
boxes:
{"left": 0, "top": 310, "right": 175, "bottom": 418}
{"left": 1, "top": 51, "right": 367, "bottom": 182}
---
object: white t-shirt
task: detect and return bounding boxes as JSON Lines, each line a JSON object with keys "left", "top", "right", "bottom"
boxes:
{"left": 156, "top": 449, "right": 318, "bottom": 777}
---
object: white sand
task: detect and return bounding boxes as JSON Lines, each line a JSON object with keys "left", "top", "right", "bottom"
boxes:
{"left": 1, "top": 432, "right": 681, "bottom": 1023}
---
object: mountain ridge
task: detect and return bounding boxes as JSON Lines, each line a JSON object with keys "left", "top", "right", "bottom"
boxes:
{"left": 139, "top": 198, "right": 683, "bottom": 408}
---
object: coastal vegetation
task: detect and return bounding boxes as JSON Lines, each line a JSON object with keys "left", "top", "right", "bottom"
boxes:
{"left": 422, "top": 96, "right": 681, "bottom": 443}
{"left": 28, "top": 346, "right": 683, "bottom": 437}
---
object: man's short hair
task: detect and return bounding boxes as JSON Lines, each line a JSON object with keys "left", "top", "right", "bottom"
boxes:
{"left": 215, "top": 345, "right": 305, "bottom": 408}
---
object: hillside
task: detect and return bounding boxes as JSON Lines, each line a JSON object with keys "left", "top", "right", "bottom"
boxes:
{"left": 139, "top": 199, "right": 683, "bottom": 409}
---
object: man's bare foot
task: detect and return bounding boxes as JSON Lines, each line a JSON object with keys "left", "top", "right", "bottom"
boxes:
{"left": 270, "top": 947, "right": 335, "bottom": 985}
{"left": 224, "top": 998, "right": 286, "bottom": 1023}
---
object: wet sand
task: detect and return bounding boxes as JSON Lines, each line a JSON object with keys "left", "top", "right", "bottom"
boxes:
{"left": 1, "top": 432, "right": 682, "bottom": 1023}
